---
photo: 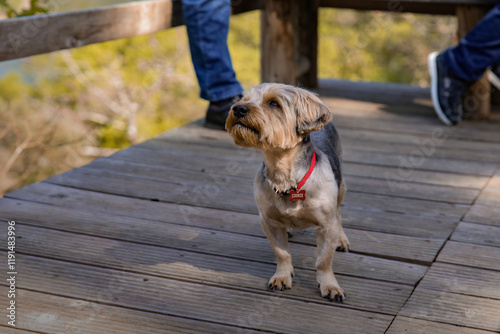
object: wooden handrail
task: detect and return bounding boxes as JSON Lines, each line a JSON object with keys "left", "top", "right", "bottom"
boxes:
{"left": 0, "top": 0, "right": 263, "bottom": 62}
{"left": 320, "top": 0, "right": 494, "bottom": 15}
{"left": 0, "top": 0, "right": 493, "bottom": 62}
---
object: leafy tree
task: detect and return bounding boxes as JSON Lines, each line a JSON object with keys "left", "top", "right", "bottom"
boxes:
{"left": 0, "top": 7, "right": 457, "bottom": 196}
{"left": 0, "top": 0, "right": 48, "bottom": 18}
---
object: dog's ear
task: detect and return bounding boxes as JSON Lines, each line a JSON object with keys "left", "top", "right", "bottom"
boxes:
{"left": 295, "top": 89, "right": 333, "bottom": 136}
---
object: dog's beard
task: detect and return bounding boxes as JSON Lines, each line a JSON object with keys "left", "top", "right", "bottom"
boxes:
{"left": 228, "top": 125, "right": 260, "bottom": 148}
{"left": 226, "top": 114, "right": 262, "bottom": 148}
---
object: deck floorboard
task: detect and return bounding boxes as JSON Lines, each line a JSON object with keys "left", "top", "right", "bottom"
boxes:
{"left": 1, "top": 81, "right": 499, "bottom": 333}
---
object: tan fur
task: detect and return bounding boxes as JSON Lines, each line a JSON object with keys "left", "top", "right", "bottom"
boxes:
{"left": 226, "top": 83, "right": 350, "bottom": 302}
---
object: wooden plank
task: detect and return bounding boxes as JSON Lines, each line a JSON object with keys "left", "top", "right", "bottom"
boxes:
{"left": 338, "top": 127, "right": 500, "bottom": 155}
{"left": 111, "top": 145, "right": 260, "bottom": 177}
{"left": 44, "top": 166, "right": 469, "bottom": 220}
{"left": 343, "top": 149, "right": 498, "bottom": 176}
{"left": 487, "top": 169, "right": 500, "bottom": 188}
{"left": 86, "top": 157, "right": 255, "bottom": 193}
{"left": 93, "top": 147, "right": 488, "bottom": 207}
{"left": 292, "top": 228, "right": 444, "bottom": 265}
{"left": 345, "top": 163, "right": 489, "bottom": 189}
{"left": 44, "top": 167, "right": 261, "bottom": 214}
{"left": 419, "top": 262, "right": 500, "bottom": 299}
{"left": 0, "top": 195, "right": 443, "bottom": 265}
{"left": 387, "top": 316, "right": 494, "bottom": 334}
{"left": 16, "top": 168, "right": 470, "bottom": 222}
{"left": 0, "top": 0, "right": 263, "bottom": 61}
{"left": 476, "top": 187, "right": 500, "bottom": 206}
{"left": 319, "top": 0, "right": 494, "bottom": 15}
{"left": 85, "top": 157, "right": 479, "bottom": 204}
{"left": 3, "top": 182, "right": 262, "bottom": 236}
{"left": 343, "top": 192, "right": 469, "bottom": 220}
{"left": 0, "top": 327, "right": 39, "bottom": 334}
{"left": 464, "top": 203, "right": 500, "bottom": 226}
{"left": 4, "top": 182, "right": 458, "bottom": 239}
{"left": 0, "top": 283, "right": 392, "bottom": 334}
{"left": 112, "top": 121, "right": 500, "bottom": 181}
{"left": 437, "top": 241, "right": 500, "bottom": 271}
{"left": 151, "top": 126, "right": 500, "bottom": 177}
{"left": 0, "top": 289, "right": 267, "bottom": 334}
{"left": 343, "top": 137, "right": 500, "bottom": 163}
{"left": 113, "top": 143, "right": 490, "bottom": 195}
{"left": 342, "top": 207, "right": 457, "bottom": 239}
{"left": 12, "top": 253, "right": 413, "bottom": 316}
{"left": 0, "top": 209, "right": 428, "bottom": 285}
{"left": 345, "top": 175, "right": 479, "bottom": 204}
{"left": 117, "top": 137, "right": 492, "bottom": 188}
{"left": 319, "top": 97, "right": 500, "bottom": 143}
{"left": 0, "top": 0, "right": 178, "bottom": 61}
{"left": 451, "top": 222, "right": 500, "bottom": 247}
{"left": 398, "top": 288, "right": 500, "bottom": 332}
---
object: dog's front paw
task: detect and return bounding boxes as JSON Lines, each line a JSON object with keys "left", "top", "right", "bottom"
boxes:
{"left": 267, "top": 269, "right": 294, "bottom": 292}
{"left": 318, "top": 272, "right": 345, "bottom": 303}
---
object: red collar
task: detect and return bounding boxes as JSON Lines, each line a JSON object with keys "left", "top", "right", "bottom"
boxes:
{"left": 271, "top": 152, "right": 316, "bottom": 200}
{"left": 297, "top": 152, "right": 316, "bottom": 190}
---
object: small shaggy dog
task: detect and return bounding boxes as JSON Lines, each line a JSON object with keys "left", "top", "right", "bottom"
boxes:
{"left": 226, "top": 83, "right": 349, "bottom": 302}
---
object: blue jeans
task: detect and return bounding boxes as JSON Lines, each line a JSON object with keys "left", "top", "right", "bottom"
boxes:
{"left": 443, "top": 4, "right": 500, "bottom": 82}
{"left": 182, "top": 0, "right": 243, "bottom": 102}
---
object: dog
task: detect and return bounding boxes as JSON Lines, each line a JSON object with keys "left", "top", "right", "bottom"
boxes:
{"left": 225, "top": 83, "right": 350, "bottom": 302}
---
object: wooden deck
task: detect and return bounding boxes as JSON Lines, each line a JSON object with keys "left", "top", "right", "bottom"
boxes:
{"left": 1, "top": 80, "right": 500, "bottom": 333}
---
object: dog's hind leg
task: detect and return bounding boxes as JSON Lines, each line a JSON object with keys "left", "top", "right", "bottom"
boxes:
{"left": 336, "top": 181, "right": 350, "bottom": 252}
{"left": 315, "top": 222, "right": 345, "bottom": 302}
{"left": 261, "top": 218, "right": 294, "bottom": 291}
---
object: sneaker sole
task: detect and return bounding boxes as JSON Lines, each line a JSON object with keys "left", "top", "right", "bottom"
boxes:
{"left": 488, "top": 70, "right": 500, "bottom": 91}
{"left": 428, "top": 51, "right": 453, "bottom": 126}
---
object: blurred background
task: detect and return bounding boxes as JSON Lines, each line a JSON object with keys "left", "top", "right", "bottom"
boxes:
{"left": 0, "top": 0, "right": 457, "bottom": 196}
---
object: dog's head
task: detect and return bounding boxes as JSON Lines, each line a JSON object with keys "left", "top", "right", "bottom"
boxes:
{"left": 226, "top": 83, "right": 333, "bottom": 151}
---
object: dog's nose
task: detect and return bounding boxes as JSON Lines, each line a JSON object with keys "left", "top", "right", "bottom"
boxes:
{"left": 233, "top": 104, "right": 249, "bottom": 118}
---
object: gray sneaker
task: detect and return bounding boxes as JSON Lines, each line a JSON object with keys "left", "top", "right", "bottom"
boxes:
{"left": 488, "top": 63, "right": 500, "bottom": 91}
{"left": 428, "top": 51, "right": 471, "bottom": 125}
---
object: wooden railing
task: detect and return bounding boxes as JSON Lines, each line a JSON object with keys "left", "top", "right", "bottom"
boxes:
{"left": 0, "top": 0, "right": 495, "bottom": 118}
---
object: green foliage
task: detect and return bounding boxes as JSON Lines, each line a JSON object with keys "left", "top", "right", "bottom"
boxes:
{"left": 228, "top": 11, "right": 261, "bottom": 89}
{"left": 0, "top": 7, "right": 457, "bottom": 196}
{"left": 318, "top": 9, "right": 456, "bottom": 85}
{"left": 0, "top": 72, "right": 27, "bottom": 102}
{"left": 0, "top": 0, "right": 48, "bottom": 18}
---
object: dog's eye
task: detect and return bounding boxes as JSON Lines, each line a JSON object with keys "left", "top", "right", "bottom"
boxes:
{"left": 268, "top": 100, "right": 280, "bottom": 108}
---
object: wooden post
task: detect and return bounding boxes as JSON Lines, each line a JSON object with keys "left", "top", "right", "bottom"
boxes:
{"left": 261, "top": 0, "right": 318, "bottom": 87}
{"left": 294, "top": 0, "right": 319, "bottom": 88}
{"left": 456, "top": 5, "right": 491, "bottom": 120}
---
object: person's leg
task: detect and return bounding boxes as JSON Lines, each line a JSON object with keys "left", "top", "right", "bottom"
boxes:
{"left": 429, "top": 5, "right": 500, "bottom": 125}
{"left": 443, "top": 4, "right": 500, "bottom": 82}
{"left": 182, "top": 0, "right": 243, "bottom": 102}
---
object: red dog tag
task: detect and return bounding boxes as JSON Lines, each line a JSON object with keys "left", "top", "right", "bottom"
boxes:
{"left": 289, "top": 189, "right": 306, "bottom": 201}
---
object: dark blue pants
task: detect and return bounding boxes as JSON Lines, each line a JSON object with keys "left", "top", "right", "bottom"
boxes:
{"left": 443, "top": 4, "right": 500, "bottom": 82}
{"left": 182, "top": 0, "right": 243, "bottom": 102}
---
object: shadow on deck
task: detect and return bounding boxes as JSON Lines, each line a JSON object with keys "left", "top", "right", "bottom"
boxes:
{"left": 1, "top": 80, "right": 500, "bottom": 333}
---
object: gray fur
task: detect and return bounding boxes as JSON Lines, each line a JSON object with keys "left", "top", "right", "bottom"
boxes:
{"left": 310, "top": 122, "right": 342, "bottom": 187}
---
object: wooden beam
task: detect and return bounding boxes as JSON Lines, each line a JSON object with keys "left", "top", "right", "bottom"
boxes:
{"left": 261, "top": 0, "right": 296, "bottom": 85}
{"left": 0, "top": 0, "right": 263, "bottom": 62}
{"left": 261, "top": 0, "right": 319, "bottom": 87}
{"left": 320, "top": 0, "right": 493, "bottom": 15}
{"left": 294, "top": 0, "right": 319, "bottom": 88}
{"left": 457, "top": 5, "right": 491, "bottom": 120}
{"left": 0, "top": 0, "right": 178, "bottom": 61}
